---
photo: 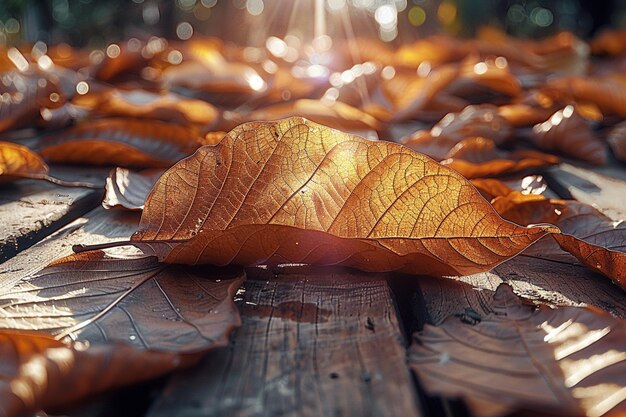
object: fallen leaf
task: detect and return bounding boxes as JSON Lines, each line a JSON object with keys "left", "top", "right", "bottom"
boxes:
{"left": 607, "top": 121, "right": 626, "bottom": 163}
{"left": 441, "top": 137, "right": 559, "bottom": 178}
{"left": 590, "top": 28, "right": 626, "bottom": 56}
{"left": 444, "top": 56, "right": 522, "bottom": 102}
{"left": 72, "top": 89, "right": 220, "bottom": 127}
{"left": 430, "top": 105, "right": 513, "bottom": 144}
{"left": 248, "top": 99, "right": 382, "bottom": 134}
{"left": 546, "top": 77, "right": 626, "bottom": 118}
{"left": 531, "top": 106, "right": 607, "bottom": 165}
{"left": 0, "top": 141, "right": 96, "bottom": 188}
{"left": 0, "top": 250, "right": 245, "bottom": 352}
{"left": 471, "top": 175, "right": 548, "bottom": 201}
{"left": 400, "top": 130, "right": 461, "bottom": 161}
{"left": 92, "top": 41, "right": 147, "bottom": 81}
{"left": 497, "top": 102, "right": 556, "bottom": 127}
{"left": 410, "top": 283, "right": 626, "bottom": 417}
{"left": 125, "top": 117, "right": 550, "bottom": 276}
{"left": 0, "top": 141, "right": 49, "bottom": 183}
{"left": 37, "top": 118, "right": 202, "bottom": 168}
{"left": 103, "top": 167, "right": 165, "bottom": 210}
{"left": 492, "top": 192, "right": 626, "bottom": 290}
{"left": 0, "top": 330, "right": 183, "bottom": 417}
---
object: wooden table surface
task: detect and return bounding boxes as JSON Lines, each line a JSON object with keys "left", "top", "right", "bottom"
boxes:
{"left": 1, "top": 159, "right": 624, "bottom": 417}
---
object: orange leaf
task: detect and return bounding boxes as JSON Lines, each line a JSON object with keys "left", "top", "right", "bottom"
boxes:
{"left": 37, "top": 118, "right": 202, "bottom": 168}
{"left": 531, "top": 106, "right": 607, "bottom": 165}
{"left": 103, "top": 167, "right": 165, "bottom": 210}
{"left": 72, "top": 89, "right": 220, "bottom": 127}
{"left": 0, "top": 141, "right": 49, "bottom": 183}
{"left": 128, "top": 118, "right": 550, "bottom": 277}
{"left": 442, "top": 137, "right": 559, "bottom": 178}
{"left": 0, "top": 330, "right": 183, "bottom": 417}
{"left": 492, "top": 192, "right": 626, "bottom": 290}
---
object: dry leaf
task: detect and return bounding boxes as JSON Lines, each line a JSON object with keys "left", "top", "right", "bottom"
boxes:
{"left": 0, "top": 141, "right": 95, "bottom": 188}
{"left": 410, "top": 283, "right": 626, "bottom": 417}
{"left": 103, "top": 167, "right": 165, "bottom": 210}
{"left": 72, "top": 89, "right": 220, "bottom": 127}
{"left": 0, "top": 141, "right": 49, "bottom": 183}
{"left": 531, "top": 106, "right": 607, "bottom": 165}
{"left": 590, "top": 28, "right": 626, "bottom": 56}
{"left": 546, "top": 77, "right": 626, "bottom": 118}
{"left": 430, "top": 105, "right": 513, "bottom": 144}
{"left": 399, "top": 130, "right": 461, "bottom": 161}
{"left": 0, "top": 250, "right": 245, "bottom": 352}
{"left": 125, "top": 117, "right": 550, "bottom": 276}
{"left": 442, "top": 137, "right": 559, "bottom": 178}
{"left": 444, "top": 56, "right": 522, "bottom": 102}
{"left": 607, "top": 121, "right": 626, "bottom": 163}
{"left": 0, "top": 330, "right": 184, "bottom": 417}
{"left": 248, "top": 99, "right": 381, "bottom": 133}
{"left": 37, "top": 118, "right": 202, "bottom": 168}
{"left": 471, "top": 176, "right": 548, "bottom": 201}
{"left": 492, "top": 192, "right": 626, "bottom": 290}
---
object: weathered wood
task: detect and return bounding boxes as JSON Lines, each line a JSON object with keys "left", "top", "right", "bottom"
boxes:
{"left": 0, "top": 166, "right": 105, "bottom": 263}
{"left": 0, "top": 207, "right": 140, "bottom": 291}
{"left": 148, "top": 267, "right": 423, "bottom": 417}
{"left": 546, "top": 163, "right": 626, "bottom": 219}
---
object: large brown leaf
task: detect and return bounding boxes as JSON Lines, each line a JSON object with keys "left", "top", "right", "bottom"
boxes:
{"left": 127, "top": 117, "right": 550, "bottom": 276}
{"left": 492, "top": 192, "right": 626, "bottom": 290}
{"left": 37, "top": 118, "right": 202, "bottom": 168}
{"left": 410, "top": 283, "right": 626, "bottom": 417}
{"left": 0, "top": 330, "right": 182, "bottom": 417}
{"left": 0, "top": 250, "right": 245, "bottom": 352}
{"left": 441, "top": 137, "right": 559, "bottom": 179}
{"left": 531, "top": 106, "right": 607, "bottom": 165}
{"left": 103, "top": 167, "right": 165, "bottom": 210}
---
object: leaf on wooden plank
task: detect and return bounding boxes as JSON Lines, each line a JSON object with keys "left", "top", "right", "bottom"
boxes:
{"left": 492, "top": 192, "right": 626, "bottom": 290}
{"left": 0, "top": 250, "right": 245, "bottom": 352}
{"left": 0, "top": 141, "right": 96, "bottom": 188}
{"left": 72, "top": 89, "right": 220, "bottom": 127}
{"left": 37, "top": 118, "right": 202, "bottom": 168}
{"left": 531, "top": 106, "right": 607, "bottom": 165}
{"left": 441, "top": 137, "right": 559, "bottom": 178}
{"left": 607, "top": 121, "right": 626, "bottom": 163}
{"left": 248, "top": 99, "right": 381, "bottom": 133}
{"left": 122, "top": 117, "right": 551, "bottom": 277}
{"left": 410, "top": 283, "right": 626, "bottom": 417}
{"left": 103, "top": 167, "right": 165, "bottom": 210}
{"left": 0, "top": 330, "right": 183, "bottom": 417}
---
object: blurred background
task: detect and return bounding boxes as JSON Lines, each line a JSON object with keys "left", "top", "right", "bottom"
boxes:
{"left": 0, "top": 0, "right": 624, "bottom": 48}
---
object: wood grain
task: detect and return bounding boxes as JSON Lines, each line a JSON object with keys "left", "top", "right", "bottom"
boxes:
{"left": 148, "top": 266, "right": 423, "bottom": 417}
{"left": 0, "top": 179, "right": 100, "bottom": 263}
{"left": 546, "top": 162, "right": 626, "bottom": 219}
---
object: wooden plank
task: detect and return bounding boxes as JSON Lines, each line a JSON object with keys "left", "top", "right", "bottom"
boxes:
{"left": 0, "top": 167, "right": 104, "bottom": 263}
{"left": 148, "top": 267, "right": 423, "bottom": 417}
{"left": 546, "top": 162, "right": 626, "bottom": 219}
{"left": 0, "top": 207, "right": 139, "bottom": 291}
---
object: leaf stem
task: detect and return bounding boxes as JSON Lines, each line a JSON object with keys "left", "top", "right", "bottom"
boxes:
{"left": 73, "top": 240, "right": 134, "bottom": 253}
